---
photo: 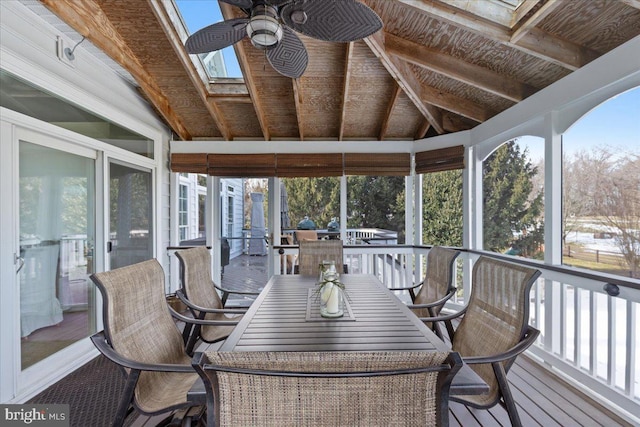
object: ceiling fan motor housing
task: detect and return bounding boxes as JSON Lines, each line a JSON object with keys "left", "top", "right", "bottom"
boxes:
{"left": 246, "top": 4, "right": 283, "bottom": 49}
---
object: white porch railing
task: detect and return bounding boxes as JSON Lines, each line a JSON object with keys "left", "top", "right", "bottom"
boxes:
{"left": 273, "top": 244, "right": 640, "bottom": 422}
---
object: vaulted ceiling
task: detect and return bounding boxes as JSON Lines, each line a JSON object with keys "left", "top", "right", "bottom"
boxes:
{"left": 38, "top": 0, "right": 640, "bottom": 142}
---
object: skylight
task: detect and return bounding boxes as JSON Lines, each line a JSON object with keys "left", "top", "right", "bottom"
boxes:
{"left": 174, "top": 0, "right": 243, "bottom": 79}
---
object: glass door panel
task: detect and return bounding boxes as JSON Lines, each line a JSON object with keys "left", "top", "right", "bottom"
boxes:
{"left": 19, "top": 141, "right": 96, "bottom": 370}
{"left": 108, "top": 161, "right": 152, "bottom": 269}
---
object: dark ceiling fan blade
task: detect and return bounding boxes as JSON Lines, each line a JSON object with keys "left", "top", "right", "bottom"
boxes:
{"left": 218, "top": 0, "right": 253, "bottom": 8}
{"left": 265, "top": 0, "right": 293, "bottom": 5}
{"left": 267, "top": 27, "right": 308, "bottom": 78}
{"left": 280, "top": 0, "right": 383, "bottom": 43}
{"left": 185, "top": 18, "right": 249, "bottom": 54}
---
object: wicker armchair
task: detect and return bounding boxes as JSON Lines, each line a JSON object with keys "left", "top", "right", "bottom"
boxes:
{"left": 297, "top": 239, "right": 346, "bottom": 275}
{"left": 192, "top": 350, "right": 462, "bottom": 427}
{"left": 390, "top": 246, "right": 460, "bottom": 339}
{"left": 421, "top": 256, "right": 541, "bottom": 427}
{"left": 175, "top": 247, "right": 259, "bottom": 355}
{"left": 89, "top": 259, "right": 222, "bottom": 426}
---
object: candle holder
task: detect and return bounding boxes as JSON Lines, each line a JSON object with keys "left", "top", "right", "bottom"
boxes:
{"left": 317, "top": 260, "right": 344, "bottom": 318}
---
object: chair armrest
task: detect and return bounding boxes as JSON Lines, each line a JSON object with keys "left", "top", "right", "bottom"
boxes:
{"left": 213, "top": 283, "right": 260, "bottom": 297}
{"left": 388, "top": 281, "right": 423, "bottom": 302}
{"left": 388, "top": 283, "right": 422, "bottom": 292}
{"left": 168, "top": 305, "right": 241, "bottom": 327}
{"left": 461, "top": 326, "right": 540, "bottom": 365}
{"left": 91, "top": 332, "right": 193, "bottom": 373}
{"left": 407, "top": 289, "right": 455, "bottom": 310}
{"left": 176, "top": 290, "right": 247, "bottom": 315}
{"left": 419, "top": 305, "right": 467, "bottom": 323}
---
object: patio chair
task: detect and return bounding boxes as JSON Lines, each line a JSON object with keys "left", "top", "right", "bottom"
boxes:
{"left": 89, "top": 259, "right": 228, "bottom": 426}
{"left": 192, "top": 350, "right": 462, "bottom": 427}
{"left": 175, "top": 247, "right": 259, "bottom": 355}
{"left": 389, "top": 246, "right": 460, "bottom": 340}
{"left": 421, "top": 256, "right": 541, "bottom": 427}
{"left": 297, "top": 239, "right": 347, "bottom": 275}
{"left": 293, "top": 229, "right": 318, "bottom": 243}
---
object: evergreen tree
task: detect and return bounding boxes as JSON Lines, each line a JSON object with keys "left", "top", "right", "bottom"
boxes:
{"left": 284, "top": 177, "right": 340, "bottom": 228}
{"left": 347, "top": 176, "right": 405, "bottom": 241}
{"left": 422, "top": 170, "right": 463, "bottom": 246}
{"left": 483, "top": 141, "right": 544, "bottom": 257}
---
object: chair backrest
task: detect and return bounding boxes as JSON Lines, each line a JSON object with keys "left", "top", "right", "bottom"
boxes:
{"left": 413, "top": 246, "right": 460, "bottom": 317}
{"left": 90, "top": 259, "right": 190, "bottom": 367}
{"left": 175, "top": 247, "right": 224, "bottom": 312}
{"left": 452, "top": 256, "right": 541, "bottom": 404}
{"left": 298, "top": 239, "right": 344, "bottom": 275}
{"left": 195, "top": 350, "right": 461, "bottom": 427}
{"left": 294, "top": 229, "right": 318, "bottom": 243}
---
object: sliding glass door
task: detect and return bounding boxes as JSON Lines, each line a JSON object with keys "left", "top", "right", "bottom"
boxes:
{"left": 18, "top": 140, "right": 96, "bottom": 370}
{"left": 108, "top": 161, "right": 153, "bottom": 269}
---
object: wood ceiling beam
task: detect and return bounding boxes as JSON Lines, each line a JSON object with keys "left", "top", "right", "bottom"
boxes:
{"left": 414, "top": 120, "right": 431, "bottom": 140}
{"left": 365, "top": 31, "right": 444, "bottom": 134}
{"left": 292, "top": 78, "right": 304, "bottom": 141}
{"left": 148, "top": 0, "right": 231, "bottom": 140}
{"left": 339, "top": 42, "right": 355, "bottom": 141}
{"left": 397, "top": 0, "right": 598, "bottom": 70}
{"left": 219, "top": 3, "right": 271, "bottom": 141}
{"left": 40, "top": 0, "right": 192, "bottom": 140}
{"left": 385, "top": 33, "right": 536, "bottom": 102}
{"left": 511, "top": 0, "right": 563, "bottom": 44}
{"left": 420, "top": 85, "right": 493, "bottom": 123}
{"left": 379, "top": 84, "right": 402, "bottom": 140}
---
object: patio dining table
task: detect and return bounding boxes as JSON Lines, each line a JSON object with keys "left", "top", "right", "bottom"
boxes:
{"left": 190, "top": 274, "right": 488, "bottom": 399}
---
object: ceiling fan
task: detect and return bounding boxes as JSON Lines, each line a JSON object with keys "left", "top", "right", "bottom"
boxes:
{"left": 185, "top": 0, "right": 383, "bottom": 79}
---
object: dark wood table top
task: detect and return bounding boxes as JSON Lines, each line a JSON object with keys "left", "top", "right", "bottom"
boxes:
{"left": 215, "top": 274, "right": 488, "bottom": 395}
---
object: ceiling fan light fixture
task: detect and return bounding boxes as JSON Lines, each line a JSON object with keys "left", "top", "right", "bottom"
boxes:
{"left": 246, "top": 4, "right": 283, "bottom": 49}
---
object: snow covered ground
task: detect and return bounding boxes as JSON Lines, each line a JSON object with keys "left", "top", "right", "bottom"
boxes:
{"left": 565, "top": 230, "right": 622, "bottom": 254}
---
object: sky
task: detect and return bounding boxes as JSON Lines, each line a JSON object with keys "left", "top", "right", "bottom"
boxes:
{"left": 520, "top": 87, "right": 640, "bottom": 162}
{"left": 176, "top": 0, "right": 243, "bottom": 77}
{"left": 174, "top": 1, "right": 640, "bottom": 157}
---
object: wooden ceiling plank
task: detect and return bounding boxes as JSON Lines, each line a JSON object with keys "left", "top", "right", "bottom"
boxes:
{"left": 365, "top": 31, "right": 444, "bottom": 134}
{"left": 396, "top": 0, "right": 595, "bottom": 70}
{"left": 379, "top": 84, "right": 402, "bottom": 140}
{"left": 219, "top": 3, "right": 271, "bottom": 141}
{"left": 149, "top": 0, "right": 231, "bottom": 140}
{"left": 210, "top": 96, "right": 254, "bottom": 104}
{"left": 511, "top": 0, "right": 563, "bottom": 44}
{"left": 385, "top": 33, "right": 536, "bottom": 102}
{"left": 292, "top": 78, "right": 304, "bottom": 141}
{"left": 339, "top": 42, "right": 355, "bottom": 141}
{"left": 40, "top": 0, "right": 192, "bottom": 140}
{"left": 420, "top": 85, "right": 492, "bottom": 123}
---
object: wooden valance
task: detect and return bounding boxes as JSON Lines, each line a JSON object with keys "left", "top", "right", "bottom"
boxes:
{"left": 415, "top": 145, "right": 465, "bottom": 174}
{"left": 170, "top": 153, "right": 208, "bottom": 174}
{"left": 208, "top": 153, "right": 276, "bottom": 177}
{"left": 344, "top": 153, "right": 411, "bottom": 176}
{"left": 171, "top": 152, "right": 415, "bottom": 177}
{"left": 276, "top": 153, "right": 343, "bottom": 177}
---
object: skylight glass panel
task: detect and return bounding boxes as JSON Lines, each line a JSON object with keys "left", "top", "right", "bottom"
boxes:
{"left": 175, "top": 0, "right": 243, "bottom": 79}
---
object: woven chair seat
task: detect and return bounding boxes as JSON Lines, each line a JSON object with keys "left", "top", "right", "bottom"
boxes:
{"left": 194, "top": 350, "right": 462, "bottom": 427}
